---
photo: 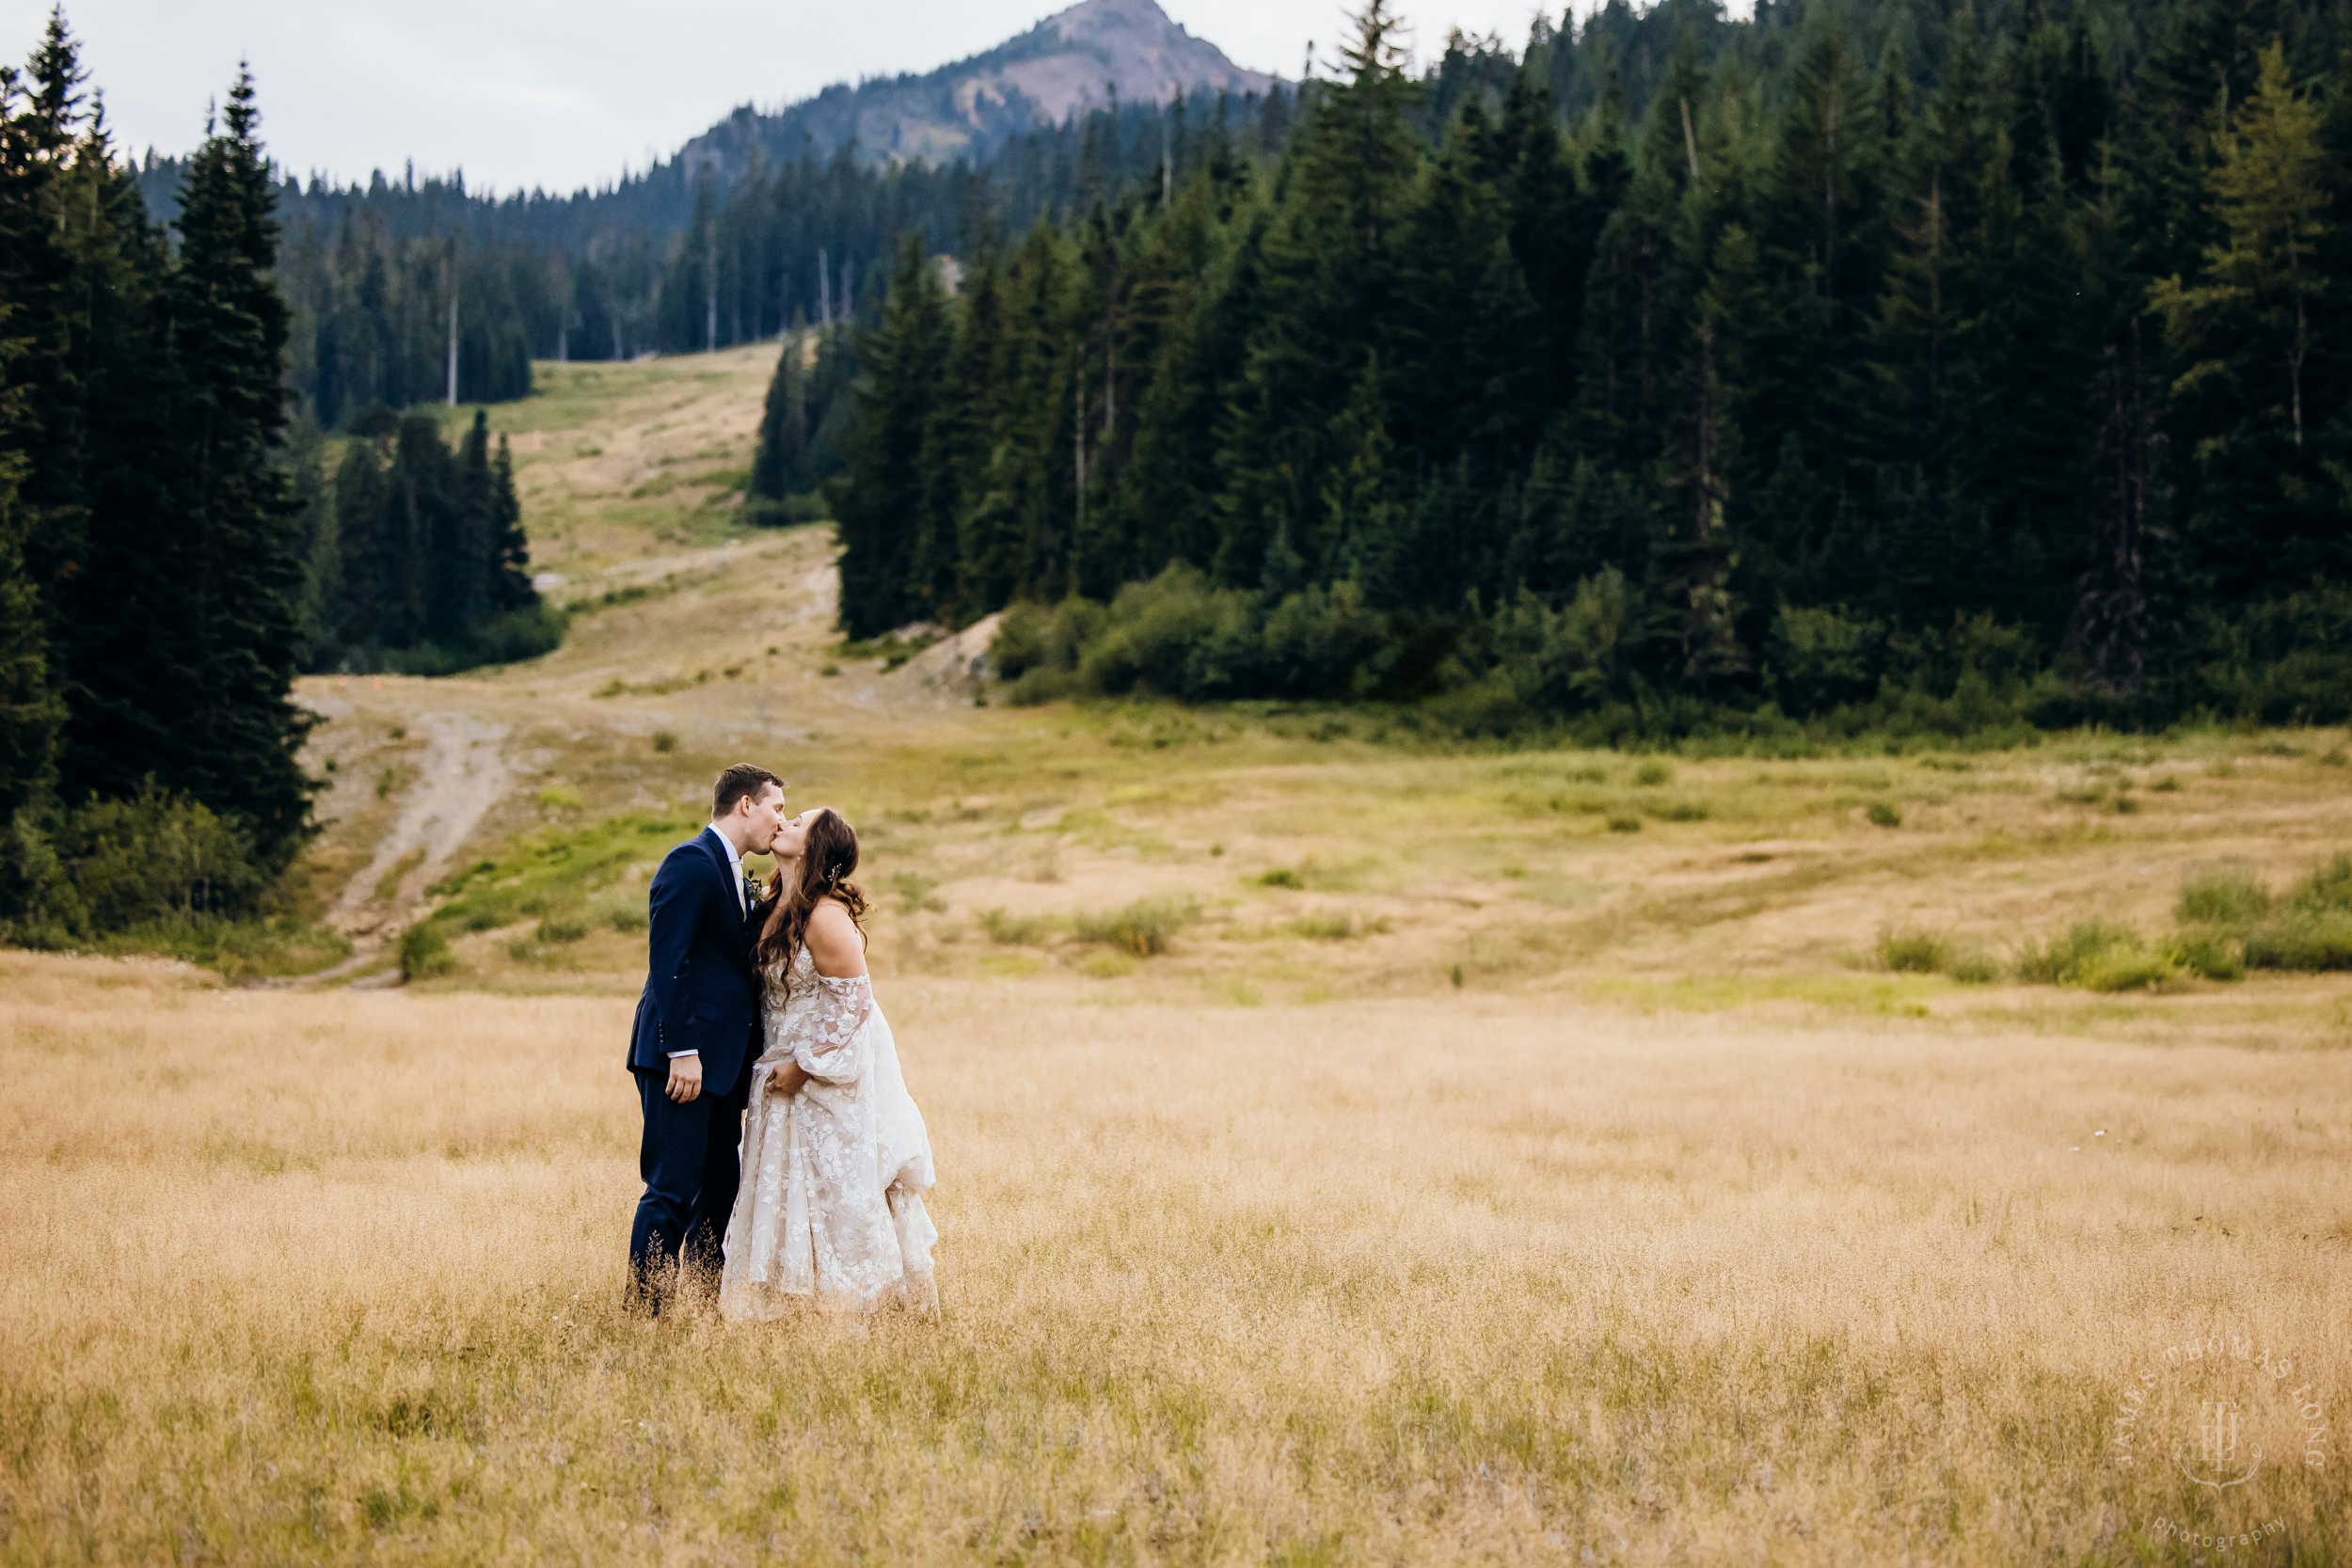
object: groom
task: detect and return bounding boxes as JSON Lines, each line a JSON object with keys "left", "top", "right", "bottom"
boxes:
{"left": 626, "top": 762, "right": 787, "bottom": 1312}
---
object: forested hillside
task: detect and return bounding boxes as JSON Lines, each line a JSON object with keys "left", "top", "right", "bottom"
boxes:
{"left": 0, "top": 20, "right": 548, "bottom": 947}
{"left": 819, "top": 0, "right": 2352, "bottom": 736}
{"left": 131, "top": 53, "right": 1306, "bottom": 428}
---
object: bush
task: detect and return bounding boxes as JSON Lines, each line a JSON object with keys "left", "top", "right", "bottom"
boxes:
{"left": 5, "top": 782, "right": 274, "bottom": 941}
{"left": 2291, "top": 851, "right": 2352, "bottom": 913}
{"left": 1071, "top": 897, "right": 1198, "bottom": 957}
{"left": 593, "top": 893, "right": 649, "bottom": 930}
{"left": 2177, "top": 866, "right": 2272, "bottom": 927}
{"left": 2243, "top": 912, "right": 2352, "bottom": 972}
{"left": 535, "top": 913, "right": 590, "bottom": 943}
{"left": 2014, "top": 921, "right": 2178, "bottom": 990}
{"left": 2078, "top": 947, "right": 2181, "bottom": 992}
{"left": 1866, "top": 801, "right": 1903, "bottom": 828}
{"left": 978, "top": 908, "right": 1054, "bottom": 945}
{"left": 1947, "top": 948, "right": 2003, "bottom": 985}
{"left": 400, "top": 923, "right": 456, "bottom": 981}
{"left": 2166, "top": 929, "right": 2246, "bottom": 981}
{"left": 375, "top": 605, "right": 568, "bottom": 677}
{"left": 1875, "top": 927, "right": 1948, "bottom": 974}
{"left": 1290, "top": 912, "right": 1359, "bottom": 941}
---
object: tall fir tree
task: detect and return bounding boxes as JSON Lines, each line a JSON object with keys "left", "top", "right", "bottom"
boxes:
{"left": 135, "top": 71, "right": 311, "bottom": 864}
{"left": 830, "top": 236, "right": 949, "bottom": 637}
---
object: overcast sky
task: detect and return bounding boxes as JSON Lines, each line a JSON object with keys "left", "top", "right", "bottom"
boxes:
{"left": 7, "top": 0, "right": 1744, "bottom": 197}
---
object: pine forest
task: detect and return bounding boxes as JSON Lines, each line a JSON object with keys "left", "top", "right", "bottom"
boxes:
{"left": 814, "top": 0, "right": 2352, "bottom": 740}
{"left": 0, "top": 19, "right": 543, "bottom": 944}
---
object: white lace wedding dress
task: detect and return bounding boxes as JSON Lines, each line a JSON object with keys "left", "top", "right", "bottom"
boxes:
{"left": 719, "top": 945, "right": 938, "bottom": 1318}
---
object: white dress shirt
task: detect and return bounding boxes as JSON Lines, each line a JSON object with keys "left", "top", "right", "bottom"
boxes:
{"left": 668, "top": 824, "right": 746, "bottom": 1060}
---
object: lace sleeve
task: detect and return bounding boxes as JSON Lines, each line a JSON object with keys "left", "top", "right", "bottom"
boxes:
{"left": 793, "top": 974, "right": 873, "bottom": 1083}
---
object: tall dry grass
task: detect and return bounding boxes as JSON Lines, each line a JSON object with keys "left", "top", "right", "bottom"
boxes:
{"left": 1, "top": 948, "right": 2344, "bottom": 1563}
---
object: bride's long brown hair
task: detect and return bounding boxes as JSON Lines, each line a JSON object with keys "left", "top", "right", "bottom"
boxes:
{"left": 755, "top": 807, "right": 868, "bottom": 992}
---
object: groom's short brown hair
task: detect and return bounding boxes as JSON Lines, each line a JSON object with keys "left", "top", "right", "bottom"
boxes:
{"left": 711, "top": 763, "right": 784, "bottom": 818}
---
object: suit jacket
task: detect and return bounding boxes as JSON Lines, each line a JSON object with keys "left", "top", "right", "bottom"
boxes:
{"left": 627, "top": 826, "right": 764, "bottom": 1097}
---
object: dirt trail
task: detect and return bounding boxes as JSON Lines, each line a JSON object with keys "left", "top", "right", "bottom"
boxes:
{"left": 319, "top": 713, "right": 513, "bottom": 980}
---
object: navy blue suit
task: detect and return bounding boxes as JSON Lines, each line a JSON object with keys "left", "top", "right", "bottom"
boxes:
{"left": 627, "top": 826, "right": 765, "bottom": 1306}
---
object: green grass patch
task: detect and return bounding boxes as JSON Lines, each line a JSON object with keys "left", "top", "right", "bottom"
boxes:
{"left": 373, "top": 847, "right": 425, "bottom": 901}
{"left": 420, "top": 810, "right": 698, "bottom": 946}
{"left": 78, "top": 915, "right": 350, "bottom": 982}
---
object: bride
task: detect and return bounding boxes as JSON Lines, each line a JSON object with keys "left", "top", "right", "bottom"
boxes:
{"left": 719, "top": 806, "right": 937, "bottom": 1319}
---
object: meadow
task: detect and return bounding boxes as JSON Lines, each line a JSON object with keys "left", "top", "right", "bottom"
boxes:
{"left": 2, "top": 346, "right": 2346, "bottom": 1564}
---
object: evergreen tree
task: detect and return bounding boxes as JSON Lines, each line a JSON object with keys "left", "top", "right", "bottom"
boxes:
{"left": 133, "top": 70, "right": 312, "bottom": 866}
{"left": 2153, "top": 39, "right": 2341, "bottom": 594}
{"left": 487, "top": 432, "right": 532, "bottom": 612}
{"left": 831, "top": 236, "right": 949, "bottom": 636}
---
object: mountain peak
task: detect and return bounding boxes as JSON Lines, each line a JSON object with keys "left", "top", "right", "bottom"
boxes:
{"left": 685, "top": 0, "right": 1276, "bottom": 172}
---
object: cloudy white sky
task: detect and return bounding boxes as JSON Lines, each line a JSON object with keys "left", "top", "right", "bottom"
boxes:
{"left": 6, "top": 0, "right": 1742, "bottom": 197}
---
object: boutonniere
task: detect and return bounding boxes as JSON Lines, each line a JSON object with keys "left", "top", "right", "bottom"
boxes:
{"left": 743, "top": 869, "right": 766, "bottom": 908}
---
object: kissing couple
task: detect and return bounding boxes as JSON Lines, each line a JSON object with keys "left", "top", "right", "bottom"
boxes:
{"left": 624, "top": 763, "right": 938, "bottom": 1319}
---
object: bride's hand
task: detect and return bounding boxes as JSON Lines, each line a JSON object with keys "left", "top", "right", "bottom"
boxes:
{"left": 769, "top": 1060, "right": 809, "bottom": 1096}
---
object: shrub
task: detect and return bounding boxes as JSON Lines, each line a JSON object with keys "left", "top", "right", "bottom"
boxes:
{"left": 536, "top": 913, "right": 590, "bottom": 943}
{"left": 4, "top": 782, "right": 274, "bottom": 941}
{"left": 2165, "top": 930, "right": 2246, "bottom": 982}
{"left": 1290, "top": 912, "right": 1358, "bottom": 941}
{"left": 651, "top": 731, "right": 678, "bottom": 753}
{"left": 888, "top": 873, "right": 945, "bottom": 914}
{"left": 1633, "top": 759, "right": 1675, "bottom": 786}
{"left": 2014, "top": 921, "right": 2169, "bottom": 990}
{"left": 1257, "top": 867, "right": 1305, "bottom": 889}
{"left": 978, "top": 908, "right": 1054, "bottom": 945}
{"left": 1875, "top": 927, "right": 1947, "bottom": 974}
{"left": 2176, "top": 866, "right": 2271, "bottom": 927}
{"left": 400, "top": 923, "right": 456, "bottom": 981}
{"left": 2077, "top": 947, "right": 2181, "bottom": 992}
{"left": 1866, "top": 801, "right": 1903, "bottom": 828}
{"left": 593, "top": 891, "right": 648, "bottom": 933}
{"left": 2243, "top": 913, "right": 2352, "bottom": 972}
{"left": 1606, "top": 813, "right": 1642, "bottom": 833}
{"left": 1768, "top": 605, "right": 1886, "bottom": 713}
{"left": 2290, "top": 851, "right": 2352, "bottom": 913}
{"left": 1947, "top": 948, "right": 2003, "bottom": 984}
{"left": 379, "top": 604, "right": 567, "bottom": 677}
{"left": 1072, "top": 897, "right": 1198, "bottom": 957}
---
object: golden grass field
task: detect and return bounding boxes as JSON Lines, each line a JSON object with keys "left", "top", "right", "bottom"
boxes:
{"left": 3, "top": 346, "right": 2347, "bottom": 1564}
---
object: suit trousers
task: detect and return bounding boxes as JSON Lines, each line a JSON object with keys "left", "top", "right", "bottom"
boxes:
{"left": 628, "top": 1069, "right": 750, "bottom": 1310}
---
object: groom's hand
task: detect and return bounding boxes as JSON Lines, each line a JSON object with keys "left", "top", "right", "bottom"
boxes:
{"left": 664, "top": 1053, "right": 704, "bottom": 1103}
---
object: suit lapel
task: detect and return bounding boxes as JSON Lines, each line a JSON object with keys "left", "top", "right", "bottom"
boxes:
{"left": 703, "top": 827, "right": 757, "bottom": 969}
{"left": 701, "top": 827, "right": 738, "bottom": 911}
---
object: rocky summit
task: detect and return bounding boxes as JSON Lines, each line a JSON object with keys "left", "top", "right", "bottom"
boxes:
{"left": 683, "top": 0, "right": 1277, "bottom": 172}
